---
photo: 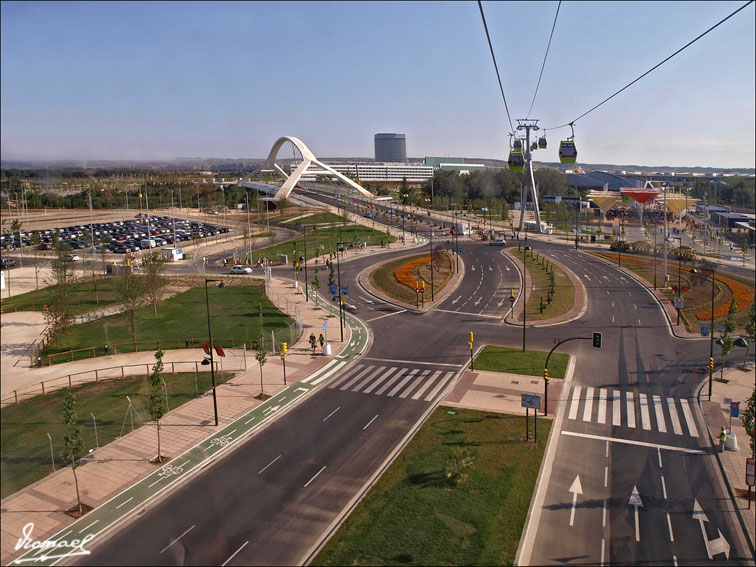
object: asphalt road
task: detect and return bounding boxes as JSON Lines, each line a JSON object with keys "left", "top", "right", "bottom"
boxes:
{"left": 71, "top": 196, "right": 751, "bottom": 565}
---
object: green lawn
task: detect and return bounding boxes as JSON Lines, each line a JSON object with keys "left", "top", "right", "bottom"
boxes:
{"left": 313, "top": 406, "right": 551, "bottom": 566}
{"left": 1, "top": 277, "right": 123, "bottom": 315}
{"left": 254, "top": 216, "right": 397, "bottom": 263}
{"left": 0, "top": 370, "right": 234, "bottom": 498}
{"left": 474, "top": 345, "right": 569, "bottom": 378}
{"left": 41, "top": 283, "right": 296, "bottom": 364}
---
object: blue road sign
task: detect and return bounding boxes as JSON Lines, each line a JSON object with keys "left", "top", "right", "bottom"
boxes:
{"left": 341, "top": 285, "right": 349, "bottom": 295}
{"left": 700, "top": 324, "right": 709, "bottom": 336}
{"left": 323, "top": 321, "right": 328, "bottom": 331}
{"left": 452, "top": 247, "right": 463, "bottom": 252}
{"left": 731, "top": 401, "right": 740, "bottom": 418}
{"left": 329, "top": 284, "right": 338, "bottom": 295}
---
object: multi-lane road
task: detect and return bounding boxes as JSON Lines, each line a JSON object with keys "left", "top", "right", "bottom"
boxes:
{"left": 73, "top": 195, "right": 751, "bottom": 565}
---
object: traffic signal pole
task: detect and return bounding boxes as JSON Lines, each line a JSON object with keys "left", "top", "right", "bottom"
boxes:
{"left": 543, "top": 333, "right": 602, "bottom": 416}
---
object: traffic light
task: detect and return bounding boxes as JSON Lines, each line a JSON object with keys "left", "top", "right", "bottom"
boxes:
{"left": 469, "top": 331, "right": 474, "bottom": 343}
{"left": 544, "top": 368, "right": 549, "bottom": 384}
{"left": 708, "top": 357, "right": 714, "bottom": 372}
{"left": 282, "top": 342, "right": 287, "bottom": 354}
{"left": 468, "top": 341, "right": 473, "bottom": 350}
{"left": 592, "top": 332, "right": 602, "bottom": 348}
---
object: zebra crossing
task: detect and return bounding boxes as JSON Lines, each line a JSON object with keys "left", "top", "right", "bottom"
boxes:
{"left": 327, "top": 364, "right": 457, "bottom": 402}
{"left": 567, "top": 385, "right": 699, "bottom": 438}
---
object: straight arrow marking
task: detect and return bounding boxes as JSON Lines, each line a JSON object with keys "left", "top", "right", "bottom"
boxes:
{"left": 629, "top": 485, "right": 643, "bottom": 542}
{"left": 693, "top": 499, "right": 730, "bottom": 559}
{"left": 568, "top": 475, "right": 582, "bottom": 526}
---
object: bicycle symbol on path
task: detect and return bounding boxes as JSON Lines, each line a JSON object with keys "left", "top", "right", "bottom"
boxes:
{"left": 157, "top": 463, "right": 184, "bottom": 479}
{"left": 209, "top": 434, "right": 234, "bottom": 449}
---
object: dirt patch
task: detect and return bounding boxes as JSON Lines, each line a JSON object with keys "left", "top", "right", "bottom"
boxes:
{"left": 64, "top": 502, "right": 94, "bottom": 519}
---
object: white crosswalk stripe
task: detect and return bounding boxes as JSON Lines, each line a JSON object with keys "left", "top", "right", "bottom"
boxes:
{"left": 328, "top": 364, "right": 457, "bottom": 401}
{"left": 567, "top": 385, "right": 699, "bottom": 438}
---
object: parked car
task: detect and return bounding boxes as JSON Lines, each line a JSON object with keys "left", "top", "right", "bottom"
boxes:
{"left": 37, "top": 243, "right": 53, "bottom": 250}
{"left": 64, "top": 254, "right": 81, "bottom": 262}
{"left": 1, "top": 257, "right": 18, "bottom": 268}
{"left": 488, "top": 238, "right": 507, "bottom": 246}
{"left": 229, "top": 265, "right": 252, "bottom": 274}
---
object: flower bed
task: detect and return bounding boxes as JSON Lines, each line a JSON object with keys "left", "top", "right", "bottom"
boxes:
{"left": 696, "top": 274, "right": 753, "bottom": 320}
{"left": 394, "top": 256, "right": 431, "bottom": 289}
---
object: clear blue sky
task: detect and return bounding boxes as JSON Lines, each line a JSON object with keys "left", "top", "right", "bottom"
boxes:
{"left": 2, "top": 1, "right": 754, "bottom": 168}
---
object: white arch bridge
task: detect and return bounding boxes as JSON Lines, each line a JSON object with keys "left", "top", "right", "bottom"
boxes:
{"left": 239, "top": 136, "right": 375, "bottom": 201}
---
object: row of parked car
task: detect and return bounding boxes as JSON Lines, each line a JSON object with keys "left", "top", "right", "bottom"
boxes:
{"left": 0, "top": 215, "right": 231, "bottom": 255}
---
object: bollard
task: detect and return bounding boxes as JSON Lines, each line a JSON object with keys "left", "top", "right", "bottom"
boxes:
{"left": 121, "top": 366, "right": 125, "bottom": 378}
{"left": 68, "top": 375, "right": 72, "bottom": 387}
{"left": 41, "top": 382, "right": 45, "bottom": 395}
{"left": 95, "top": 369, "right": 99, "bottom": 382}
{"left": 15, "top": 390, "right": 18, "bottom": 404}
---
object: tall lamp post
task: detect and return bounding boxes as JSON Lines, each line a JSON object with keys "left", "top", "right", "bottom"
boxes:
{"left": 672, "top": 236, "right": 682, "bottom": 325}
{"left": 303, "top": 225, "right": 309, "bottom": 302}
{"left": 691, "top": 267, "right": 716, "bottom": 400}
{"left": 336, "top": 241, "right": 344, "bottom": 341}
{"left": 204, "top": 279, "right": 226, "bottom": 426}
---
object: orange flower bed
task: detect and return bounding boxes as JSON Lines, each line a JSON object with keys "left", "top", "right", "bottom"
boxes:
{"left": 395, "top": 256, "right": 431, "bottom": 289}
{"left": 696, "top": 274, "right": 754, "bottom": 320}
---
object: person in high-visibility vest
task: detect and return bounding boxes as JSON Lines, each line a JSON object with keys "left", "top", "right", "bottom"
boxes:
{"left": 719, "top": 426, "right": 727, "bottom": 452}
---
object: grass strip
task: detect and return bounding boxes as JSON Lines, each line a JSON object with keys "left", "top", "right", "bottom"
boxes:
{"left": 313, "top": 406, "right": 551, "bottom": 566}
{"left": 0, "top": 370, "right": 234, "bottom": 498}
{"left": 474, "top": 345, "right": 569, "bottom": 378}
{"left": 510, "top": 248, "right": 574, "bottom": 320}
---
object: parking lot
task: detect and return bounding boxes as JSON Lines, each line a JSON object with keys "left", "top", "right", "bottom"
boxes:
{"left": 1, "top": 214, "right": 232, "bottom": 257}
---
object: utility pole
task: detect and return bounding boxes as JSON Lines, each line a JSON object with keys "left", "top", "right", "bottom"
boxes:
{"left": 663, "top": 185, "right": 668, "bottom": 288}
{"left": 516, "top": 119, "right": 544, "bottom": 234}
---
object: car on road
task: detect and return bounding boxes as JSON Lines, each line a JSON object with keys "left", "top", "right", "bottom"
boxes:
{"left": 489, "top": 238, "right": 507, "bottom": 246}
{"left": 64, "top": 253, "right": 81, "bottom": 262}
{"left": 0, "top": 257, "right": 17, "bottom": 268}
{"left": 229, "top": 265, "right": 253, "bottom": 274}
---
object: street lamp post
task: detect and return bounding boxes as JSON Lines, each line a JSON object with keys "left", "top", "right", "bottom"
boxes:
{"left": 204, "top": 279, "right": 226, "bottom": 426}
{"left": 336, "top": 241, "right": 344, "bottom": 341}
{"left": 303, "top": 225, "right": 309, "bottom": 302}
{"left": 522, "top": 247, "right": 527, "bottom": 352}
{"left": 673, "top": 236, "right": 682, "bottom": 325}
{"left": 691, "top": 267, "right": 716, "bottom": 400}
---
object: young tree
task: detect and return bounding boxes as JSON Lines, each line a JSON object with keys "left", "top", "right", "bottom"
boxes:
{"left": 117, "top": 269, "right": 147, "bottom": 345}
{"left": 328, "top": 262, "right": 335, "bottom": 287}
{"left": 143, "top": 251, "right": 167, "bottom": 316}
{"left": 255, "top": 333, "right": 267, "bottom": 398}
{"left": 742, "top": 386, "right": 755, "bottom": 458}
{"left": 148, "top": 349, "right": 168, "bottom": 463}
{"left": 61, "top": 391, "right": 85, "bottom": 516}
{"left": 311, "top": 262, "right": 321, "bottom": 297}
{"left": 744, "top": 301, "right": 756, "bottom": 366}
{"left": 43, "top": 255, "right": 77, "bottom": 346}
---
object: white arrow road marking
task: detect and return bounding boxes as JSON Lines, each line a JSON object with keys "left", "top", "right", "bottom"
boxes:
{"left": 488, "top": 265, "right": 493, "bottom": 271}
{"left": 568, "top": 475, "right": 583, "bottom": 526}
{"left": 452, "top": 296, "right": 462, "bottom": 304}
{"left": 263, "top": 405, "right": 280, "bottom": 416}
{"left": 474, "top": 297, "right": 482, "bottom": 306}
{"left": 295, "top": 387, "right": 308, "bottom": 394}
{"left": 629, "top": 486, "right": 643, "bottom": 542}
{"left": 505, "top": 265, "right": 510, "bottom": 271}
{"left": 693, "top": 499, "right": 730, "bottom": 559}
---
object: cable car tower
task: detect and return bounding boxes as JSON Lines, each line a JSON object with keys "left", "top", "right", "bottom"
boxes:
{"left": 515, "top": 119, "right": 544, "bottom": 233}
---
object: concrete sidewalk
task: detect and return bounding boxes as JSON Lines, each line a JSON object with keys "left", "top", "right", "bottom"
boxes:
{"left": 699, "top": 362, "right": 755, "bottom": 553}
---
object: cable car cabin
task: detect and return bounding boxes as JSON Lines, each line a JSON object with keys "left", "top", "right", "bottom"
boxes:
{"left": 508, "top": 149, "right": 525, "bottom": 173}
{"left": 559, "top": 140, "right": 578, "bottom": 163}
{"left": 530, "top": 142, "right": 538, "bottom": 152}
{"left": 513, "top": 139, "right": 523, "bottom": 150}
{"left": 538, "top": 136, "right": 547, "bottom": 149}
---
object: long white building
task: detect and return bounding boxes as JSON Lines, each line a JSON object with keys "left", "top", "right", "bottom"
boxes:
{"left": 291, "top": 161, "right": 434, "bottom": 183}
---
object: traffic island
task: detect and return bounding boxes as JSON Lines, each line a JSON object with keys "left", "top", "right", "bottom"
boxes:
{"left": 363, "top": 250, "right": 462, "bottom": 312}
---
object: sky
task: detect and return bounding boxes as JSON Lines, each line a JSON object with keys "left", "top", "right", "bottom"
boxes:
{"left": 1, "top": 1, "right": 754, "bottom": 169}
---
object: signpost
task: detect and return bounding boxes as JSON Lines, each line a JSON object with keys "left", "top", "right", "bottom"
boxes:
{"left": 521, "top": 393, "right": 541, "bottom": 442}
{"left": 746, "top": 458, "right": 755, "bottom": 509}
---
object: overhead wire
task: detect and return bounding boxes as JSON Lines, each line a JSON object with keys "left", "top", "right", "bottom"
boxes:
{"left": 544, "top": 0, "right": 754, "bottom": 131}
{"left": 526, "top": 0, "right": 561, "bottom": 119}
{"left": 477, "top": 0, "right": 515, "bottom": 134}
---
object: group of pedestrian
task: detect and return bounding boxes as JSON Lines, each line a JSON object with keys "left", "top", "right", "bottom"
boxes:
{"left": 309, "top": 333, "right": 325, "bottom": 353}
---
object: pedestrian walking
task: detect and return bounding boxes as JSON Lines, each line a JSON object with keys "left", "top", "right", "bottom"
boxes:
{"left": 318, "top": 334, "right": 325, "bottom": 349}
{"left": 309, "top": 333, "right": 317, "bottom": 353}
{"left": 719, "top": 426, "right": 727, "bottom": 452}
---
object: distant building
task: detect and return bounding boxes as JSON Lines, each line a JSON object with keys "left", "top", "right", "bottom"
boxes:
{"left": 374, "top": 133, "right": 406, "bottom": 162}
{"left": 292, "top": 161, "right": 433, "bottom": 183}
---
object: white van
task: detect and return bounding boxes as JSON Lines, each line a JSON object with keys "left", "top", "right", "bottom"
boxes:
{"left": 140, "top": 239, "right": 157, "bottom": 249}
